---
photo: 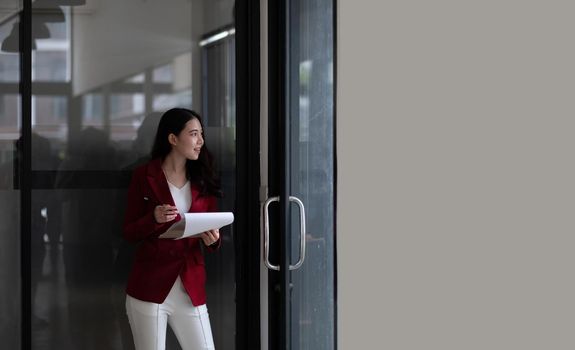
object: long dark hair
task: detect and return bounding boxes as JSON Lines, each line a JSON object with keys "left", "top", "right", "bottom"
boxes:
{"left": 151, "top": 108, "right": 222, "bottom": 197}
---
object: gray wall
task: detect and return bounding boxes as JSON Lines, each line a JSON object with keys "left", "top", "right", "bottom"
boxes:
{"left": 337, "top": 1, "right": 575, "bottom": 349}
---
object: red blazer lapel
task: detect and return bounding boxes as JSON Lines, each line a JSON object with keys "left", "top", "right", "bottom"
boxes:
{"left": 144, "top": 158, "right": 208, "bottom": 214}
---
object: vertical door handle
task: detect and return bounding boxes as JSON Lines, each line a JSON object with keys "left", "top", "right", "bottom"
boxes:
{"left": 263, "top": 196, "right": 280, "bottom": 270}
{"left": 263, "top": 196, "right": 307, "bottom": 271}
{"left": 288, "top": 196, "right": 306, "bottom": 270}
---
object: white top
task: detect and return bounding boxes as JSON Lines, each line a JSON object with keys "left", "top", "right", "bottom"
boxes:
{"left": 167, "top": 180, "right": 192, "bottom": 215}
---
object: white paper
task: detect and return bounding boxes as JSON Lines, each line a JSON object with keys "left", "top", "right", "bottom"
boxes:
{"left": 159, "top": 212, "right": 234, "bottom": 239}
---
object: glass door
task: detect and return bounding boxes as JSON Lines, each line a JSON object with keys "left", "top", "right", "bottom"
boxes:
{"left": 0, "top": 3, "right": 23, "bottom": 349}
{"left": 3, "top": 1, "right": 239, "bottom": 349}
{"left": 264, "top": 0, "right": 335, "bottom": 349}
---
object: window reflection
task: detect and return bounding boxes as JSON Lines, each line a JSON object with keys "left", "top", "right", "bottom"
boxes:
{"left": 153, "top": 64, "right": 173, "bottom": 83}
{"left": 124, "top": 73, "right": 144, "bottom": 84}
{"left": 81, "top": 93, "right": 103, "bottom": 127}
{"left": 153, "top": 91, "right": 193, "bottom": 112}
{"left": 0, "top": 95, "right": 20, "bottom": 130}
{"left": 289, "top": 0, "right": 335, "bottom": 349}
{"left": 33, "top": 50, "right": 67, "bottom": 82}
{"left": 0, "top": 13, "right": 21, "bottom": 350}
{"left": 109, "top": 93, "right": 145, "bottom": 120}
{"left": 0, "top": 53, "right": 19, "bottom": 81}
{"left": 24, "top": 1, "right": 237, "bottom": 349}
{"left": 32, "top": 7, "right": 69, "bottom": 82}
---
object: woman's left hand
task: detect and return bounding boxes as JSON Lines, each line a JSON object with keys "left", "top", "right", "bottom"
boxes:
{"left": 200, "top": 229, "right": 219, "bottom": 246}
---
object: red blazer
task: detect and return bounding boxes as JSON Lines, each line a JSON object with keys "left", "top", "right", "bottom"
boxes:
{"left": 123, "top": 158, "right": 220, "bottom": 305}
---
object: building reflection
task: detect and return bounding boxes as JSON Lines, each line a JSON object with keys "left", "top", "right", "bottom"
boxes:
{"left": 1, "top": 1, "right": 237, "bottom": 348}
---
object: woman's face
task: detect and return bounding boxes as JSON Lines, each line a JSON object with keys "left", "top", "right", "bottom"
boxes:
{"left": 170, "top": 118, "right": 204, "bottom": 160}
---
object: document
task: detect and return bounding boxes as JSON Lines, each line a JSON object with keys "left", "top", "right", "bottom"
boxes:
{"left": 159, "top": 212, "right": 234, "bottom": 239}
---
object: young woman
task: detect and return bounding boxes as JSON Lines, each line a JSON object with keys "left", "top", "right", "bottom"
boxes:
{"left": 123, "top": 108, "right": 222, "bottom": 350}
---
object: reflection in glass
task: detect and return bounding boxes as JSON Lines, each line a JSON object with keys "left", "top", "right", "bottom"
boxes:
{"left": 0, "top": 49, "right": 19, "bottom": 81}
{"left": 124, "top": 73, "right": 144, "bottom": 83}
{"left": 153, "top": 64, "right": 173, "bottom": 83}
{"left": 33, "top": 50, "right": 67, "bottom": 82}
{"left": 289, "top": 0, "right": 335, "bottom": 349}
{"left": 28, "top": 1, "right": 237, "bottom": 349}
{"left": 153, "top": 91, "right": 193, "bottom": 113}
{"left": 110, "top": 93, "right": 145, "bottom": 120}
{"left": 81, "top": 93, "right": 103, "bottom": 127}
{"left": 33, "top": 95, "right": 66, "bottom": 125}
{"left": 32, "top": 7, "right": 69, "bottom": 82}
{"left": 0, "top": 95, "right": 20, "bottom": 129}
{"left": 0, "top": 12, "right": 21, "bottom": 350}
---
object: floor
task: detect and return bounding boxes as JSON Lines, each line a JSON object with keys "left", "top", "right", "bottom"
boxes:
{"left": 30, "top": 238, "right": 229, "bottom": 350}
{"left": 31, "top": 242, "right": 133, "bottom": 350}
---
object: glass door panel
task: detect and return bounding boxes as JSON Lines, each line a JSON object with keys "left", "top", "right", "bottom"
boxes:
{"left": 0, "top": 9, "right": 22, "bottom": 349}
{"left": 27, "top": 1, "right": 237, "bottom": 349}
{"left": 266, "top": 0, "right": 335, "bottom": 349}
{"left": 288, "top": 0, "right": 335, "bottom": 346}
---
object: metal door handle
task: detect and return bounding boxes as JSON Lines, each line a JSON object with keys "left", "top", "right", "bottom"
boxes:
{"left": 263, "top": 196, "right": 280, "bottom": 270}
{"left": 263, "top": 196, "right": 307, "bottom": 271}
{"left": 288, "top": 196, "right": 306, "bottom": 270}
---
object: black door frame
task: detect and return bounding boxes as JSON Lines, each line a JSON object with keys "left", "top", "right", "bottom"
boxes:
{"left": 234, "top": 0, "right": 262, "bottom": 349}
{"left": 266, "top": 0, "right": 291, "bottom": 349}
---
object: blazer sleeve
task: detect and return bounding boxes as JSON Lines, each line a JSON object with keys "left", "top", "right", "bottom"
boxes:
{"left": 123, "top": 167, "right": 172, "bottom": 242}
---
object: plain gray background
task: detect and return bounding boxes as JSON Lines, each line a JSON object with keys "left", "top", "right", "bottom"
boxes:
{"left": 337, "top": 1, "right": 575, "bottom": 348}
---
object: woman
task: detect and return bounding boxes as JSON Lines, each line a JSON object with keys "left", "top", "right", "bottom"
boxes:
{"left": 123, "top": 108, "right": 222, "bottom": 350}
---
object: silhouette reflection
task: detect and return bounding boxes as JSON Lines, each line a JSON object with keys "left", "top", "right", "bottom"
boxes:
{"left": 52, "top": 127, "right": 119, "bottom": 349}
{"left": 113, "top": 112, "right": 162, "bottom": 350}
{"left": 0, "top": 138, "right": 22, "bottom": 348}
{"left": 28, "top": 114, "right": 177, "bottom": 349}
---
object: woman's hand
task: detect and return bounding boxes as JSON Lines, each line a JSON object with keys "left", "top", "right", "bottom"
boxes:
{"left": 154, "top": 204, "right": 178, "bottom": 223}
{"left": 200, "top": 229, "right": 220, "bottom": 246}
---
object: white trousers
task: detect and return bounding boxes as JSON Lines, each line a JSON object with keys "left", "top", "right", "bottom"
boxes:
{"left": 125, "top": 277, "right": 215, "bottom": 350}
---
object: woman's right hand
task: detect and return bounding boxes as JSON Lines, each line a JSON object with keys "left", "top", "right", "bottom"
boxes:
{"left": 154, "top": 204, "right": 178, "bottom": 223}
